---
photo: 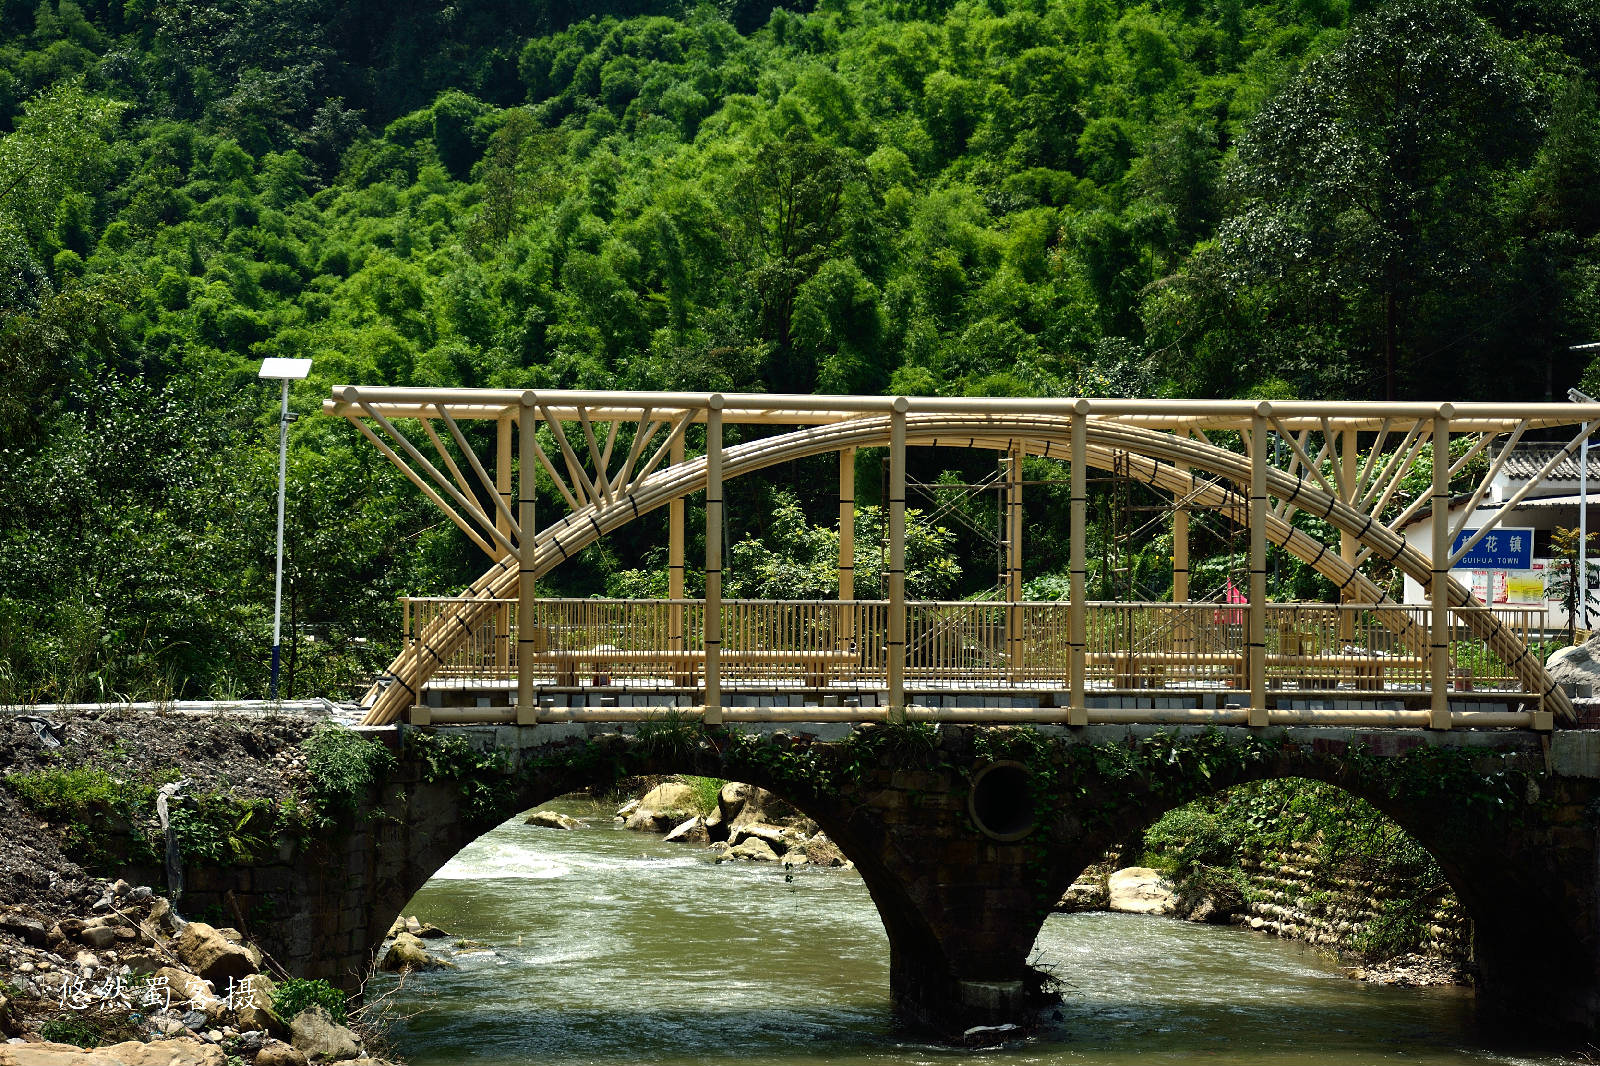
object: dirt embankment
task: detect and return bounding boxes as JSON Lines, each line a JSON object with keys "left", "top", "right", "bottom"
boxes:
{"left": 0, "top": 708, "right": 403, "bottom": 1064}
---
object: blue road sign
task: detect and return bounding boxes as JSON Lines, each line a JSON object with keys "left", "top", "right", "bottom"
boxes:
{"left": 1451, "top": 527, "right": 1534, "bottom": 570}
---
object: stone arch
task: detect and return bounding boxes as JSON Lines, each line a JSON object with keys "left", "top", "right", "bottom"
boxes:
{"left": 364, "top": 413, "right": 1564, "bottom": 724}
{"left": 358, "top": 737, "right": 939, "bottom": 1009}
{"left": 1014, "top": 745, "right": 1580, "bottom": 1032}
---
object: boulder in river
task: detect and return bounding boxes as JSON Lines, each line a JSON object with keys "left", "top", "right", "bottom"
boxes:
{"left": 1107, "top": 867, "right": 1176, "bottom": 915}
{"left": 663, "top": 816, "right": 709, "bottom": 844}
{"left": 728, "top": 823, "right": 799, "bottom": 854}
{"left": 623, "top": 782, "right": 699, "bottom": 832}
{"left": 802, "top": 835, "right": 847, "bottom": 867}
{"left": 379, "top": 932, "right": 452, "bottom": 973}
{"left": 525, "top": 810, "right": 581, "bottom": 830}
{"left": 728, "top": 836, "right": 781, "bottom": 863}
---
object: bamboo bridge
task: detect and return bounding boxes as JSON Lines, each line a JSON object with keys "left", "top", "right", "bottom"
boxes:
{"left": 323, "top": 389, "right": 1600, "bottom": 731}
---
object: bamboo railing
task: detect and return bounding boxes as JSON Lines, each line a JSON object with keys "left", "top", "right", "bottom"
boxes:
{"left": 401, "top": 597, "right": 1546, "bottom": 696}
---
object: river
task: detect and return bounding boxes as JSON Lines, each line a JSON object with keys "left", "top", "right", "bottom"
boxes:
{"left": 373, "top": 797, "right": 1570, "bottom": 1065}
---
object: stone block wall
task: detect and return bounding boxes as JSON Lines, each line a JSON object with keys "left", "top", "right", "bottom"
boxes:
{"left": 1233, "top": 844, "right": 1469, "bottom": 960}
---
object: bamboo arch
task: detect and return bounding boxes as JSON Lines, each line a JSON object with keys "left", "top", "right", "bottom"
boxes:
{"left": 356, "top": 411, "right": 1568, "bottom": 726}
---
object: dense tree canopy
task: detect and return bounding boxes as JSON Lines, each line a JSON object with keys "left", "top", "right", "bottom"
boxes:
{"left": 0, "top": 0, "right": 1596, "bottom": 701}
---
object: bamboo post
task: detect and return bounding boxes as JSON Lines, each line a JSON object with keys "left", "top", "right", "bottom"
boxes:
{"left": 888, "top": 398, "right": 908, "bottom": 718}
{"left": 1006, "top": 444, "right": 1024, "bottom": 683}
{"left": 1173, "top": 506, "right": 1189, "bottom": 603}
{"left": 1069, "top": 402, "right": 1088, "bottom": 725}
{"left": 1248, "top": 405, "right": 1269, "bottom": 726}
{"left": 1340, "top": 428, "right": 1357, "bottom": 645}
{"left": 839, "top": 447, "right": 855, "bottom": 645}
{"left": 1431, "top": 407, "right": 1454, "bottom": 729}
{"left": 496, "top": 415, "right": 512, "bottom": 678}
{"left": 669, "top": 432, "right": 685, "bottom": 652}
{"left": 704, "top": 396, "right": 724, "bottom": 724}
{"left": 517, "top": 397, "right": 537, "bottom": 725}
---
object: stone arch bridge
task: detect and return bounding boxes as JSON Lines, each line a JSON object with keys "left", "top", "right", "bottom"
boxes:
{"left": 190, "top": 719, "right": 1600, "bottom": 1041}
{"left": 220, "top": 389, "right": 1600, "bottom": 1039}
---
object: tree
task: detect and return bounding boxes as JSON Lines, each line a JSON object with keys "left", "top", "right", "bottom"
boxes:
{"left": 728, "top": 125, "right": 864, "bottom": 392}
{"left": 1548, "top": 526, "right": 1596, "bottom": 644}
{"left": 1214, "top": 0, "right": 1536, "bottom": 399}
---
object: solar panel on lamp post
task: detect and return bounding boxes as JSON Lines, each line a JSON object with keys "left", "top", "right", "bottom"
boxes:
{"left": 259, "top": 357, "right": 313, "bottom": 699}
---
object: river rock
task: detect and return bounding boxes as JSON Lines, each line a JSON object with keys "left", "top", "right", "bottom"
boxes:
{"left": 290, "top": 1003, "right": 363, "bottom": 1062}
{"left": 623, "top": 782, "right": 698, "bottom": 832}
{"left": 0, "top": 993, "right": 17, "bottom": 1037}
{"left": 728, "top": 822, "right": 797, "bottom": 853}
{"left": 256, "top": 1039, "right": 311, "bottom": 1066}
{"left": 716, "top": 782, "right": 754, "bottom": 825}
{"left": 156, "top": 967, "right": 223, "bottom": 1020}
{"left": 172, "top": 922, "right": 256, "bottom": 986}
{"left": 1107, "top": 868, "right": 1176, "bottom": 915}
{"left": 726, "top": 784, "right": 807, "bottom": 831}
{"left": 416, "top": 922, "right": 449, "bottom": 939}
{"left": 236, "top": 972, "right": 287, "bottom": 1036}
{"left": 1058, "top": 878, "right": 1109, "bottom": 912}
{"left": 0, "top": 1039, "right": 225, "bottom": 1065}
{"left": 379, "top": 932, "right": 432, "bottom": 973}
{"left": 728, "top": 836, "right": 781, "bottom": 863}
{"left": 525, "top": 810, "right": 580, "bottom": 830}
{"left": 803, "top": 835, "right": 846, "bottom": 867}
{"left": 663, "top": 815, "right": 709, "bottom": 844}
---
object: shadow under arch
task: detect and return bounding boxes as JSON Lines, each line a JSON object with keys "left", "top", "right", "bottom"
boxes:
{"left": 364, "top": 412, "right": 1564, "bottom": 724}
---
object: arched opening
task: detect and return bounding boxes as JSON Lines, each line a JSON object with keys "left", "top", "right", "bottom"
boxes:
{"left": 366, "top": 772, "right": 920, "bottom": 1064}
{"left": 1025, "top": 774, "right": 1484, "bottom": 1059}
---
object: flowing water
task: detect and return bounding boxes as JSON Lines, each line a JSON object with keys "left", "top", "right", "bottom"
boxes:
{"left": 373, "top": 798, "right": 1571, "bottom": 1066}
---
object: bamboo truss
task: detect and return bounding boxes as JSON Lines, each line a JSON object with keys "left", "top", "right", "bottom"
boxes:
{"left": 323, "top": 388, "right": 1600, "bottom": 728}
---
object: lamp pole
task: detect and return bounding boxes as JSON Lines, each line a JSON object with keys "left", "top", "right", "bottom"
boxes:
{"left": 259, "top": 358, "right": 313, "bottom": 699}
{"left": 1568, "top": 354, "right": 1600, "bottom": 634}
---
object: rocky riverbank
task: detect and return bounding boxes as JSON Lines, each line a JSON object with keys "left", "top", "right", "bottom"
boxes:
{"left": 529, "top": 777, "right": 851, "bottom": 870}
{"left": 1058, "top": 859, "right": 1469, "bottom": 988}
{"left": 0, "top": 878, "right": 395, "bottom": 1065}
{"left": 0, "top": 708, "right": 406, "bottom": 1064}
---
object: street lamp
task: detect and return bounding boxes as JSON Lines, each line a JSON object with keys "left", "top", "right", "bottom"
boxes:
{"left": 259, "top": 357, "right": 313, "bottom": 699}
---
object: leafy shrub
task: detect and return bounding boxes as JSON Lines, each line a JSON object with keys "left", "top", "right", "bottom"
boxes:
{"left": 169, "top": 794, "right": 275, "bottom": 864}
{"left": 406, "top": 731, "right": 510, "bottom": 821}
{"left": 303, "top": 725, "right": 395, "bottom": 812}
{"left": 271, "top": 978, "right": 348, "bottom": 1025}
{"left": 1355, "top": 898, "right": 1427, "bottom": 960}
{"left": 5, "top": 767, "right": 155, "bottom": 865}
{"left": 40, "top": 1014, "right": 105, "bottom": 1048}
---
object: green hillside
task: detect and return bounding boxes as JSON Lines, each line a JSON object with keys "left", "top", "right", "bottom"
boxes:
{"left": 1, "top": 0, "right": 1597, "bottom": 701}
